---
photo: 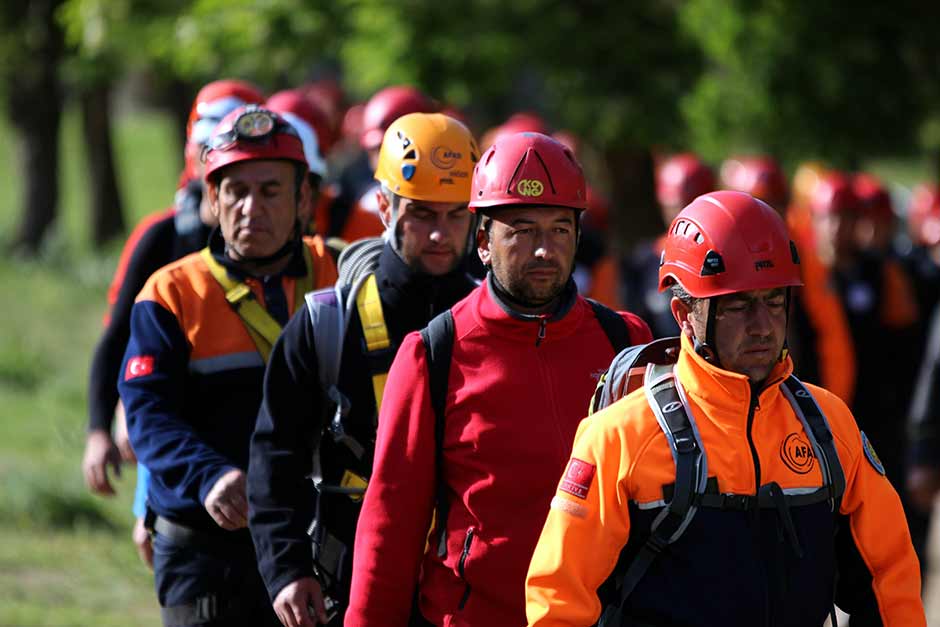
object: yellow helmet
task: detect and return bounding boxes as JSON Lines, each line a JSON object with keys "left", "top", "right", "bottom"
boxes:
{"left": 374, "top": 112, "right": 479, "bottom": 203}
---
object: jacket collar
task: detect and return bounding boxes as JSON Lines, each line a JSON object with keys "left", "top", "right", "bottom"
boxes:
{"left": 675, "top": 333, "right": 793, "bottom": 425}
{"left": 472, "top": 274, "right": 587, "bottom": 344}
{"left": 374, "top": 242, "right": 478, "bottom": 341}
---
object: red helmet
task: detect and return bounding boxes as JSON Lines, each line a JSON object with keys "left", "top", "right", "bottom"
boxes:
{"left": 267, "top": 89, "right": 336, "bottom": 155}
{"left": 186, "top": 79, "right": 265, "bottom": 146}
{"left": 658, "top": 191, "right": 802, "bottom": 297}
{"left": 810, "top": 172, "right": 859, "bottom": 215}
{"left": 360, "top": 85, "right": 436, "bottom": 150}
{"left": 909, "top": 183, "right": 940, "bottom": 247}
{"left": 656, "top": 153, "right": 715, "bottom": 209}
{"left": 720, "top": 156, "right": 788, "bottom": 207}
{"left": 852, "top": 173, "right": 893, "bottom": 222}
{"left": 469, "top": 132, "right": 586, "bottom": 213}
{"left": 265, "top": 90, "right": 329, "bottom": 177}
{"left": 203, "top": 105, "right": 307, "bottom": 182}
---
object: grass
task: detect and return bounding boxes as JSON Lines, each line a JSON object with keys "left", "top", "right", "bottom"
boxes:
{"left": 0, "top": 104, "right": 179, "bottom": 626}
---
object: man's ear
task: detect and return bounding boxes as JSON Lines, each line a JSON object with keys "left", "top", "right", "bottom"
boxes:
{"left": 376, "top": 189, "right": 392, "bottom": 227}
{"left": 476, "top": 220, "right": 492, "bottom": 266}
{"left": 206, "top": 181, "right": 221, "bottom": 219}
{"left": 670, "top": 296, "right": 696, "bottom": 338}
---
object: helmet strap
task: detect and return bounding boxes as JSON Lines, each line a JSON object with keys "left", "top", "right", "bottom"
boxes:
{"left": 694, "top": 296, "right": 721, "bottom": 366}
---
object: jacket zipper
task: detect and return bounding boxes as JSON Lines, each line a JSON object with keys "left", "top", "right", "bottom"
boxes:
{"left": 535, "top": 315, "right": 548, "bottom": 346}
{"left": 745, "top": 391, "right": 772, "bottom": 627}
{"left": 456, "top": 527, "right": 475, "bottom": 610}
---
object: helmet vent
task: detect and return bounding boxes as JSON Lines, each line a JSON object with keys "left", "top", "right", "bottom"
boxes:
{"left": 403, "top": 149, "right": 416, "bottom": 160}
{"left": 790, "top": 241, "right": 800, "bottom": 265}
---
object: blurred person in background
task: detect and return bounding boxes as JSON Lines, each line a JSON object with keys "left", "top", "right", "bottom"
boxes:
{"left": 622, "top": 152, "right": 715, "bottom": 338}
{"left": 902, "top": 183, "right": 940, "bottom": 317}
{"left": 83, "top": 79, "right": 265, "bottom": 566}
{"left": 120, "top": 105, "right": 338, "bottom": 626}
{"left": 809, "top": 172, "right": 920, "bottom": 499}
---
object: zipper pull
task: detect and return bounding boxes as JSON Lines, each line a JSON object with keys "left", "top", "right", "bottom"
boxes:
{"left": 535, "top": 315, "right": 548, "bottom": 347}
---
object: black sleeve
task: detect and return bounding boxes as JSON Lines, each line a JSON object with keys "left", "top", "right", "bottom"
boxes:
{"left": 833, "top": 514, "right": 883, "bottom": 626}
{"left": 909, "top": 304, "right": 940, "bottom": 466}
{"left": 248, "top": 305, "right": 324, "bottom": 602}
{"left": 87, "top": 217, "right": 177, "bottom": 432}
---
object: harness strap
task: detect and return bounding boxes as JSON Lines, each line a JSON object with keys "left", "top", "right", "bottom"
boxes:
{"left": 421, "top": 310, "right": 455, "bottom": 558}
{"left": 201, "top": 246, "right": 313, "bottom": 362}
{"left": 356, "top": 273, "right": 392, "bottom": 413}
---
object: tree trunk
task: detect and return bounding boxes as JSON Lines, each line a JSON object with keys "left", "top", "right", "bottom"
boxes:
{"left": 80, "top": 84, "right": 125, "bottom": 247}
{"left": 603, "top": 146, "right": 660, "bottom": 254}
{"left": 7, "top": 0, "right": 65, "bottom": 255}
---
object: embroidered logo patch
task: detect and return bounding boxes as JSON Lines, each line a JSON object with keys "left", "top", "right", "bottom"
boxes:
{"left": 125, "top": 355, "right": 154, "bottom": 381}
{"left": 780, "top": 432, "right": 815, "bottom": 474}
{"left": 560, "top": 458, "right": 595, "bottom": 500}
{"left": 861, "top": 431, "right": 886, "bottom": 476}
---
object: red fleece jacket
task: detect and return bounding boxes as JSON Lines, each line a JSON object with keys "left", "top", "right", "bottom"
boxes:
{"left": 346, "top": 281, "right": 651, "bottom": 626}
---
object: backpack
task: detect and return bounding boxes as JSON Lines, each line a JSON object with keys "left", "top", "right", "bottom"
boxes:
{"left": 304, "top": 237, "right": 387, "bottom": 460}
{"left": 589, "top": 337, "right": 846, "bottom": 627}
{"left": 420, "top": 299, "right": 635, "bottom": 557}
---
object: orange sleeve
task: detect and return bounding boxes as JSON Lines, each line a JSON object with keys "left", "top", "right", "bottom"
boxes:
{"left": 525, "top": 411, "right": 634, "bottom": 627}
{"left": 798, "top": 249, "right": 856, "bottom": 405}
{"left": 814, "top": 387, "right": 926, "bottom": 626}
{"left": 881, "top": 259, "right": 919, "bottom": 329}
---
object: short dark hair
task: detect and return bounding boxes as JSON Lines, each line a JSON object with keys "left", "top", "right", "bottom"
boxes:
{"left": 671, "top": 283, "right": 704, "bottom": 312}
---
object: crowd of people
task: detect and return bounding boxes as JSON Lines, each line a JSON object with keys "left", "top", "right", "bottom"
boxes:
{"left": 77, "top": 77, "right": 940, "bottom": 626}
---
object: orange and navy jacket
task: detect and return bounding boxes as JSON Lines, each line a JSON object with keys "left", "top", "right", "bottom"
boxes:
{"left": 346, "top": 277, "right": 651, "bottom": 627}
{"left": 525, "top": 334, "right": 924, "bottom": 626}
{"left": 119, "top": 232, "right": 337, "bottom": 531}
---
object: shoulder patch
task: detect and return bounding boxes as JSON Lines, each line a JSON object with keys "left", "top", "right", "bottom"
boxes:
{"left": 560, "top": 458, "right": 596, "bottom": 500}
{"left": 860, "top": 431, "right": 886, "bottom": 476}
{"left": 125, "top": 355, "right": 155, "bottom": 381}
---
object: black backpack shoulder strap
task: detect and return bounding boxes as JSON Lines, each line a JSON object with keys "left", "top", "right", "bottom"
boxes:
{"left": 587, "top": 298, "right": 632, "bottom": 353}
{"left": 781, "top": 376, "right": 846, "bottom": 509}
{"left": 600, "top": 363, "right": 706, "bottom": 625}
{"left": 420, "top": 310, "right": 455, "bottom": 558}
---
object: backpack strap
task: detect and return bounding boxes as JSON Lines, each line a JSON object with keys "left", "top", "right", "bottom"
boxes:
{"left": 780, "top": 376, "right": 846, "bottom": 510}
{"left": 201, "top": 246, "right": 313, "bottom": 363}
{"left": 602, "top": 364, "right": 707, "bottom": 623}
{"left": 587, "top": 299, "right": 632, "bottom": 353}
{"left": 420, "top": 310, "right": 455, "bottom": 558}
{"left": 356, "top": 273, "right": 394, "bottom": 416}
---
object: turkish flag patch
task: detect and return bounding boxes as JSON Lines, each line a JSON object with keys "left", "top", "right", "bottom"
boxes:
{"left": 560, "top": 458, "right": 596, "bottom": 500}
{"left": 125, "top": 355, "right": 155, "bottom": 380}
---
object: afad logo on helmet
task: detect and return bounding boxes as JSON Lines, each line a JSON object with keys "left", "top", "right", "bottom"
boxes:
{"left": 430, "top": 145, "right": 470, "bottom": 186}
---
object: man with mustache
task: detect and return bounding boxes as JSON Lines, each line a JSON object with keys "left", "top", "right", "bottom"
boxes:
{"left": 525, "top": 191, "right": 924, "bottom": 626}
{"left": 247, "top": 113, "right": 481, "bottom": 626}
{"left": 345, "top": 132, "right": 652, "bottom": 626}
{"left": 120, "top": 105, "right": 339, "bottom": 626}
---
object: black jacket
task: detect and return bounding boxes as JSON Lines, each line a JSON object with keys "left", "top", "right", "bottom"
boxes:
{"left": 247, "top": 243, "right": 477, "bottom": 603}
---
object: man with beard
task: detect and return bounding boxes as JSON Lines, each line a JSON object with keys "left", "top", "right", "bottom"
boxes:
{"left": 345, "top": 132, "right": 651, "bottom": 626}
{"left": 247, "top": 113, "right": 481, "bottom": 626}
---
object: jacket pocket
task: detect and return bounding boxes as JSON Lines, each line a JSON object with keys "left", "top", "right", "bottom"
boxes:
{"left": 456, "top": 527, "right": 475, "bottom": 610}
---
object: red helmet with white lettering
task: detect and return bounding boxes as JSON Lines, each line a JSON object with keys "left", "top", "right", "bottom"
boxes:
{"left": 360, "top": 85, "right": 436, "bottom": 150}
{"left": 656, "top": 153, "right": 715, "bottom": 209}
{"left": 469, "top": 132, "right": 585, "bottom": 213}
{"left": 659, "top": 191, "right": 802, "bottom": 297}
